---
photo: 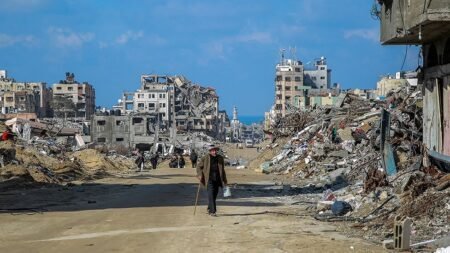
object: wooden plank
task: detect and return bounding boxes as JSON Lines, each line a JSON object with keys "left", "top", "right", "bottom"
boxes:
{"left": 423, "top": 79, "right": 442, "bottom": 152}
{"left": 443, "top": 76, "right": 450, "bottom": 155}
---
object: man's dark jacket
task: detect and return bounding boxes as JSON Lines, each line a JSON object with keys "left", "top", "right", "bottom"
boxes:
{"left": 196, "top": 154, "right": 227, "bottom": 189}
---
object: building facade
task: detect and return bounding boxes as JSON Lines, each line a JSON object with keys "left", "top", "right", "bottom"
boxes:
{"left": 91, "top": 114, "right": 155, "bottom": 148}
{"left": 272, "top": 53, "right": 339, "bottom": 117}
{"left": 52, "top": 73, "right": 96, "bottom": 119}
{"left": 0, "top": 71, "right": 50, "bottom": 117}
{"left": 304, "top": 57, "right": 332, "bottom": 89}
{"left": 274, "top": 57, "right": 305, "bottom": 117}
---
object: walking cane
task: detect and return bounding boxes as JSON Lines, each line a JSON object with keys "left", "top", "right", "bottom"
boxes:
{"left": 193, "top": 182, "right": 201, "bottom": 215}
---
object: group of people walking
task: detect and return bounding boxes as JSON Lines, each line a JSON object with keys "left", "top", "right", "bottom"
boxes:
{"left": 134, "top": 149, "right": 159, "bottom": 172}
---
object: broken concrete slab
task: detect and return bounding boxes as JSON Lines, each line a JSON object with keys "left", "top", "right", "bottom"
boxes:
{"left": 328, "top": 150, "right": 349, "bottom": 158}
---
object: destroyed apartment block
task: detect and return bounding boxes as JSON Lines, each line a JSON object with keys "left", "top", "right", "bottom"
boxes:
{"left": 90, "top": 113, "right": 155, "bottom": 149}
{"left": 52, "top": 72, "right": 96, "bottom": 120}
{"left": 93, "top": 74, "right": 227, "bottom": 149}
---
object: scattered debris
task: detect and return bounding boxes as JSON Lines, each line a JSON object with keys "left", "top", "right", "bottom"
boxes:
{"left": 256, "top": 87, "right": 449, "bottom": 247}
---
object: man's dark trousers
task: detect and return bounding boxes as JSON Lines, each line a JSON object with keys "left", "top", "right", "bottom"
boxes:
{"left": 207, "top": 180, "right": 220, "bottom": 214}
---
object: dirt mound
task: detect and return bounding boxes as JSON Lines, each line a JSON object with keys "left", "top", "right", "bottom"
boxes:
{"left": 70, "top": 149, "right": 133, "bottom": 172}
{"left": 0, "top": 144, "right": 137, "bottom": 190}
{"left": 15, "top": 145, "right": 60, "bottom": 170}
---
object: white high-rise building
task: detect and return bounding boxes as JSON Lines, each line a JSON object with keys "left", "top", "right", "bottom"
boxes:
{"left": 304, "top": 57, "right": 332, "bottom": 89}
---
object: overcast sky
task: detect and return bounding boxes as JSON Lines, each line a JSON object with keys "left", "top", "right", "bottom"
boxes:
{"left": 0, "top": 0, "right": 420, "bottom": 115}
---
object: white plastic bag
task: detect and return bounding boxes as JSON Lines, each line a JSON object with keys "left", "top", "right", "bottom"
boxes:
{"left": 223, "top": 186, "right": 232, "bottom": 198}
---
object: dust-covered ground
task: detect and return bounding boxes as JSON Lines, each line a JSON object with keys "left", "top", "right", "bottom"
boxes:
{"left": 0, "top": 146, "right": 385, "bottom": 253}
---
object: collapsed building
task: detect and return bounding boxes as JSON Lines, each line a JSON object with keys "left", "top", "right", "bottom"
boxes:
{"left": 92, "top": 74, "right": 227, "bottom": 149}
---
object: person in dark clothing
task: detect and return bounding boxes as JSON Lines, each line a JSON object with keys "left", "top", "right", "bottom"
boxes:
{"left": 150, "top": 153, "right": 159, "bottom": 170}
{"left": 169, "top": 155, "right": 178, "bottom": 168}
{"left": 178, "top": 155, "right": 185, "bottom": 168}
{"left": 190, "top": 150, "right": 198, "bottom": 168}
{"left": 196, "top": 145, "right": 228, "bottom": 216}
{"left": 134, "top": 149, "right": 144, "bottom": 172}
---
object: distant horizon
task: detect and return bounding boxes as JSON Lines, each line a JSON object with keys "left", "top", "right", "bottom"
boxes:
{"left": 239, "top": 115, "right": 265, "bottom": 125}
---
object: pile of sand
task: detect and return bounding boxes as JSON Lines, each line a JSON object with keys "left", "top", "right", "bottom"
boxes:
{"left": 0, "top": 143, "right": 136, "bottom": 188}
{"left": 70, "top": 149, "right": 134, "bottom": 172}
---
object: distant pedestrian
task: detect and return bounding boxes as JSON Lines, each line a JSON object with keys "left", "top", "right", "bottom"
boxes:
{"left": 196, "top": 144, "right": 228, "bottom": 216}
{"left": 178, "top": 155, "right": 185, "bottom": 168}
{"left": 1, "top": 127, "right": 15, "bottom": 142}
{"left": 134, "top": 149, "right": 144, "bottom": 172}
{"left": 150, "top": 153, "right": 159, "bottom": 170}
{"left": 169, "top": 155, "right": 178, "bottom": 168}
{"left": 190, "top": 150, "right": 198, "bottom": 168}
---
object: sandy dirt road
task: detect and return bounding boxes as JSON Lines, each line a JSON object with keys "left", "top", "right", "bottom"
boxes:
{"left": 0, "top": 155, "right": 385, "bottom": 253}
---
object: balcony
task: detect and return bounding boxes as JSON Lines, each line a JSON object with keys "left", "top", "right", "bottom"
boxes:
{"left": 379, "top": 0, "right": 450, "bottom": 45}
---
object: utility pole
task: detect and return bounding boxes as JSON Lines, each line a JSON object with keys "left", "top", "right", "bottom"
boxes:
{"left": 170, "top": 84, "right": 177, "bottom": 145}
{"left": 154, "top": 103, "right": 160, "bottom": 153}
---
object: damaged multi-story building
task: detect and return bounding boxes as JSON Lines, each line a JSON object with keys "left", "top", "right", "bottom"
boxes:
{"left": 378, "top": 0, "right": 450, "bottom": 164}
{"left": 274, "top": 53, "right": 305, "bottom": 117}
{"left": 304, "top": 57, "right": 332, "bottom": 90}
{"left": 92, "top": 74, "right": 226, "bottom": 148}
{"left": 0, "top": 70, "right": 51, "bottom": 117}
{"left": 272, "top": 50, "right": 340, "bottom": 120}
{"left": 52, "top": 72, "right": 96, "bottom": 120}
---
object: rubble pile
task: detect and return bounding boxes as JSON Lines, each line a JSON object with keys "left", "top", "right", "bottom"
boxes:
{"left": 258, "top": 88, "right": 449, "bottom": 246}
{"left": 0, "top": 133, "right": 136, "bottom": 190}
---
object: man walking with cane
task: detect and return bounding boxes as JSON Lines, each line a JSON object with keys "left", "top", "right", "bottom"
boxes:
{"left": 196, "top": 145, "right": 227, "bottom": 216}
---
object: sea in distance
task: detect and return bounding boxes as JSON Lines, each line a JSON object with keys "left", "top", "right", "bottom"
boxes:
{"left": 239, "top": 115, "right": 264, "bottom": 125}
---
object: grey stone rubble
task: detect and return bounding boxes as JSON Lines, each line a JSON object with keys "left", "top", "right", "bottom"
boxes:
{"left": 260, "top": 88, "right": 450, "bottom": 250}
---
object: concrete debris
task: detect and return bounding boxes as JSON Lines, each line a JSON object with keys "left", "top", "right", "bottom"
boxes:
{"left": 436, "top": 246, "right": 450, "bottom": 253}
{"left": 382, "top": 239, "right": 395, "bottom": 250}
{"left": 0, "top": 121, "right": 140, "bottom": 190}
{"left": 258, "top": 87, "right": 449, "bottom": 246}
